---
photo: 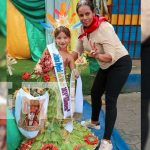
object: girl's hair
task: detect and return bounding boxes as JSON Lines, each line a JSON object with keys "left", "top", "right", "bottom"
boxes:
{"left": 54, "top": 26, "right": 71, "bottom": 38}
{"left": 76, "top": 0, "right": 94, "bottom": 13}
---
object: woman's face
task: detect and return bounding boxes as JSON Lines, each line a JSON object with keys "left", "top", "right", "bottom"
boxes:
{"left": 77, "top": 5, "right": 95, "bottom": 27}
{"left": 55, "top": 32, "right": 70, "bottom": 50}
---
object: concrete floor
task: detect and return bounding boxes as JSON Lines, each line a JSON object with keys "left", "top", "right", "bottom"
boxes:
{"left": 84, "top": 92, "right": 141, "bottom": 150}
{"left": 115, "top": 92, "right": 140, "bottom": 150}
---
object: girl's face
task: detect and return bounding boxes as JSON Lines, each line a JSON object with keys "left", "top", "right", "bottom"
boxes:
{"left": 55, "top": 32, "right": 70, "bottom": 50}
{"left": 77, "top": 5, "right": 95, "bottom": 27}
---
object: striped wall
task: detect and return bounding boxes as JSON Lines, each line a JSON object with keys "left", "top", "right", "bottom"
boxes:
{"left": 108, "top": 0, "right": 141, "bottom": 58}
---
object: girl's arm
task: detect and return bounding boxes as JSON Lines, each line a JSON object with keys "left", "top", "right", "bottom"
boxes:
{"left": 69, "top": 55, "right": 79, "bottom": 79}
{"left": 72, "top": 34, "right": 84, "bottom": 61}
{"left": 69, "top": 56, "right": 76, "bottom": 71}
{"left": 71, "top": 51, "right": 79, "bottom": 61}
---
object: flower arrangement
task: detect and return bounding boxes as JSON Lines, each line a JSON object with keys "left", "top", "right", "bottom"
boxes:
{"left": 74, "top": 144, "right": 87, "bottom": 150}
{"left": 22, "top": 72, "right": 31, "bottom": 81}
{"left": 22, "top": 50, "right": 89, "bottom": 82}
{"left": 40, "top": 144, "right": 58, "bottom": 150}
{"left": 83, "top": 134, "right": 99, "bottom": 145}
{"left": 75, "top": 53, "right": 89, "bottom": 73}
{"left": 15, "top": 87, "right": 99, "bottom": 150}
{"left": 37, "top": 50, "right": 54, "bottom": 74}
{"left": 22, "top": 50, "right": 55, "bottom": 82}
{"left": 19, "top": 139, "right": 35, "bottom": 150}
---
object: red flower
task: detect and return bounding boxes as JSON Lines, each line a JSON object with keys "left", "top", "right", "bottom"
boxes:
{"left": 42, "top": 67, "right": 50, "bottom": 73}
{"left": 44, "top": 55, "right": 50, "bottom": 60}
{"left": 20, "top": 144, "right": 28, "bottom": 150}
{"left": 19, "top": 139, "right": 35, "bottom": 150}
{"left": 39, "top": 51, "right": 54, "bottom": 74}
{"left": 40, "top": 58, "right": 45, "bottom": 63}
{"left": 43, "top": 74, "right": 50, "bottom": 82}
{"left": 84, "top": 134, "right": 99, "bottom": 145}
{"left": 74, "top": 144, "right": 87, "bottom": 150}
{"left": 40, "top": 144, "right": 58, "bottom": 150}
{"left": 22, "top": 72, "right": 30, "bottom": 80}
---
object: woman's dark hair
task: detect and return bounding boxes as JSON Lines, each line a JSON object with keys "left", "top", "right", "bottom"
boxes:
{"left": 54, "top": 26, "right": 71, "bottom": 38}
{"left": 76, "top": 0, "right": 95, "bottom": 13}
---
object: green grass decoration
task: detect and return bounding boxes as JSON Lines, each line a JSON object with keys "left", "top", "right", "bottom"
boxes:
{"left": 27, "top": 87, "right": 97, "bottom": 150}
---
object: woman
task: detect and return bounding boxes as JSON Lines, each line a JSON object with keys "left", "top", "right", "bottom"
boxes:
{"left": 72, "top": 0, "right": 132, "bottom": 149}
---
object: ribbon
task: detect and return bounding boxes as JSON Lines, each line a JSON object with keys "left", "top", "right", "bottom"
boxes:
{"left": 47, "top": 43, "right": 71, "bottom": 118}
{"left": 70, "top": 72, "right": 83, "bottom": 119}
{"left": 47, "top": 43, "right": 83, "bottom": 132}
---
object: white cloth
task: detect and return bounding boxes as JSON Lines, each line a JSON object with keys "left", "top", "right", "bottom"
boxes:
{"left": 75, "top": 76, "right": 83, "bottom": 114}
{"left": 15, "top": 88, "right": 49, "bottom": 138}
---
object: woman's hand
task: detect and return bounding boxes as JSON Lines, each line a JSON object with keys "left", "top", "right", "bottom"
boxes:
{"left": 89, "top": 40, "right": 100, "bottom": 58}
{"left": 89, "top": 40, "right": 112, "bottom": 62}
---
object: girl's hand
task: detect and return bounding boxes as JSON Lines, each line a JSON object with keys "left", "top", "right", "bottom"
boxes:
{"left": 73, "top": 69, "right": 79, "bottom": 79}
{"left": 76, "top": 56, "right": 84, "bottom": 64}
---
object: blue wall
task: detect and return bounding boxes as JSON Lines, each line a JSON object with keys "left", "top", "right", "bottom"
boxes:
{"left": 113, "top": 25, "right": 141, "bottom": 58}
{"left": 112, "top": 0, "right": 141, "bottom": 59}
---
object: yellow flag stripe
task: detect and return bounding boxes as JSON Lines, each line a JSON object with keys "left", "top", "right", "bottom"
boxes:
{"left": 7, "top": 0, "right": 30, "bottom": 59}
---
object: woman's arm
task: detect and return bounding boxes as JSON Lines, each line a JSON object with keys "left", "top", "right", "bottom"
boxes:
{"left": 94, "top": 53, "right": 112, "bottom": 62}
{"left": 89, "top": 40, "right": 112, "bottom": 62}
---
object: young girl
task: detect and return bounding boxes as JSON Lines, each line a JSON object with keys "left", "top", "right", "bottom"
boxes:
{"left": 34, "top": 26, "right": 79, "bottom": 79}
{"left": 17, "top": 26, "right": 99, "bottom": 150}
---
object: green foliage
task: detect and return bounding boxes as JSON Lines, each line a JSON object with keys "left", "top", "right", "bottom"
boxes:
{"left": 8, "top": 60, "right": 97, "bottom": 149}
{"left": 30, "top": 141, "right": 42, "bottom": 150}
{"left": 28, "top": 88, "right": 97, "bottom": 150}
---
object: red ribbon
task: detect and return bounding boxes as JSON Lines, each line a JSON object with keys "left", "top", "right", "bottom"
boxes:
{"left": 78, "top": 16, "right": 108, "bottom": 40}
